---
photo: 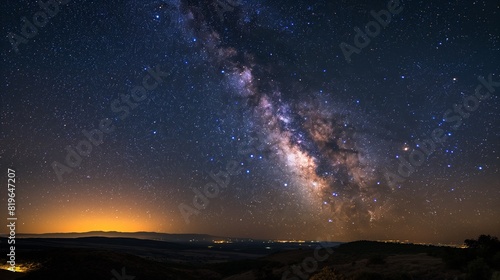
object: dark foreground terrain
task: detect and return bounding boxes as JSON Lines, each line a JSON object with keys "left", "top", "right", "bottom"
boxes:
{"left": 1, "top": 235, "right": 499, "bottom": 280}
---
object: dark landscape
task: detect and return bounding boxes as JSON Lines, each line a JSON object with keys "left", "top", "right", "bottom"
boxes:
{"left": 1, "top": 233, "right": 499, "bottom": 280}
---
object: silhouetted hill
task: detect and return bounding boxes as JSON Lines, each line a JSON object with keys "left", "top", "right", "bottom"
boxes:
{"left": 17, "top": 231, "right": 238, "bottom": 243}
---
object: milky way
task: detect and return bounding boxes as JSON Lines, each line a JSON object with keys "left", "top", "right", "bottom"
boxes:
{"left": 178, "top": 0, "right": 398, "bottom": 239}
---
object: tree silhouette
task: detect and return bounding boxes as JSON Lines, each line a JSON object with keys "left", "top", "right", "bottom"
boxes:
{"left": 464, "top": 235, "right": 500, "bottom": 260}
{"left": 462, "top": 235, "right": 500, "bottom": 279}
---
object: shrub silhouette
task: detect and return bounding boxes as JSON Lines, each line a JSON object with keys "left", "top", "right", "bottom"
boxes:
{"left": 310, "top": 267, "right": 347, "bottom": 280}
{"left": 466, "top": 257, "right": 492, "bottom": 280}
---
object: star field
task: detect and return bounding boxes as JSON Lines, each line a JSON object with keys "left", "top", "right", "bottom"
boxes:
{"left": 0, "top": 0, "right": 499, "bottom": 243}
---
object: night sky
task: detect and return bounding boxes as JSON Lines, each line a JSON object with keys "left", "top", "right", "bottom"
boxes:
{"left": 0, "top": 0, "right": 499, "bottom": 244}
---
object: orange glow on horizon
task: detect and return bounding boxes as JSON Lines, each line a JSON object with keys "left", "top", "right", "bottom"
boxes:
{"left": 24, "top": 213, "right": 160, "bottom": 233}
{"left": 60, "top": 215, "right": 147, "bottom": 233}
{"left": 19, "top": 196, "right": 174, "bottom": 233}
